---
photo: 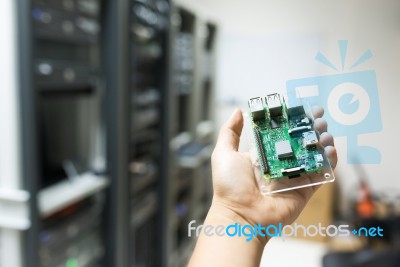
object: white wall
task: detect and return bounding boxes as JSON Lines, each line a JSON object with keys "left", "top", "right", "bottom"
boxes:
{"left": 181, "top": 0, "right": 400, "bottom": 212}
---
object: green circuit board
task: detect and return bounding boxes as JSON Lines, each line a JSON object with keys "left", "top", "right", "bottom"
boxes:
{"left": 249, "top": 93, "right": 324, "bottom": 179}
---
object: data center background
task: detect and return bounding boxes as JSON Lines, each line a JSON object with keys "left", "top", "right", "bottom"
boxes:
{"left": 0, "top": 0, "right": 218, "bottom": 266}
{"left": 3, "top": 1, "right": 400, "bottom": 267}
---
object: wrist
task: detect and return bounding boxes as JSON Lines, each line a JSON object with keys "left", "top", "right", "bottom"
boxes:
{"left": 207, "top": 199, "right": 270, "bottom": 247}
{"left": 189, "top": 200, "right": 267, "bottom": 267}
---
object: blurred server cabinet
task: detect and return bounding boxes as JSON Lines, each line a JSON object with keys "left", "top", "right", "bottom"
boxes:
{"left": 32, "top": 0, "right": 108, "bottom": 266}
{"left": 1, "top": 0, "right": 216, "bottom": 266}
{"left": 129, "top": 0, "right": 170, "bottom": 266}
{"left": 0, "top": 0, "right": 109, "bottom": 266}
{"left": 166, "top": 3, "right": 218, "bottom": 266}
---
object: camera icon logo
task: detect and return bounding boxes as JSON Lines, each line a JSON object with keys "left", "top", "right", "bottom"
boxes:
{"left": 286, "top": 40, "right": 382, "bottom": 164}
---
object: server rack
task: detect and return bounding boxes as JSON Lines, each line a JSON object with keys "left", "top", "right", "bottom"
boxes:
{"left": 0, "top": 0, "right": 109, "bottom": 266}
{"left": 31, "top": 0, "right": 109, "bottom": 266}
{"left": 166, "top": 7, "right": 197, "bottom": 266}
{"left": 0, "top": 0, "right": 172, "bottom": 266}
{"left": 166, "top": 3, "right": 218, "bottom": 266}
{"left": 128, "top": 0, "right": 170, "bottom": 266}
{"left": 0, "top": 1, "right": 217, "bottom": 266}
{"left": 103, "top": 0, "right": 172, "bottom": 266}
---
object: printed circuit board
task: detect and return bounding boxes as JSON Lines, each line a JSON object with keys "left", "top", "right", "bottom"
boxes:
{"left": 249, "top": 93, "right": 324, "bottom": 179}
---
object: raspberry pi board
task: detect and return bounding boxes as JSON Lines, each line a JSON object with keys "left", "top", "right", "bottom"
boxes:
{"left": 247, "top": 93, "right": 335, "bottom": 194}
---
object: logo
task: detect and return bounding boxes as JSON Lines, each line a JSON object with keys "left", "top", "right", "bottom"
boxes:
{"left": 188, "top": 220, "right": 384, "bottom": 242}
{"left": 286, "top": 40, "right": 382, "bottom": 164}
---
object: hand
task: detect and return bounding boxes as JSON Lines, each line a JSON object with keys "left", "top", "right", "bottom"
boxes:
{"left": 210, "top": 107, "right": 337, "bottom": 245}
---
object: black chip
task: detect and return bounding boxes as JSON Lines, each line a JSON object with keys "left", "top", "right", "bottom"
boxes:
{"left": 288, "top": 105, "right": 305, "bottom": 118}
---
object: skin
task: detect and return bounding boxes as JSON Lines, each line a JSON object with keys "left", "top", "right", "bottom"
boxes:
{"left": 188, "top": 107, "right": 337, "bottom": 267}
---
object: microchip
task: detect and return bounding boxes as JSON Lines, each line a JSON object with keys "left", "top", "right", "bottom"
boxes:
{"left": 275, "top": 140, "right": 293, "bottom": 159}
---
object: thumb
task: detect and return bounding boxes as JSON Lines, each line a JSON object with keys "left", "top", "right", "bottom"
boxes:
{"left": 215, "top": 108, "right": 243, "bottom": 152}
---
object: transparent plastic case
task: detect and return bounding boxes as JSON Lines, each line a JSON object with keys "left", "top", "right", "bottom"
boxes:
{"left": 245, "top": 94, "right": 335, "bottom": 195}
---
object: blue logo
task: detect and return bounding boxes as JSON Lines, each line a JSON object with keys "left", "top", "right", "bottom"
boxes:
{"left": 352, "top": 227, "right": 384, "bottom": 237}
{"left": 188, "top": 220, "right": 384, "bottom": 242}
{"left": 286, "top": 40, "right": 382, "bottom": 164}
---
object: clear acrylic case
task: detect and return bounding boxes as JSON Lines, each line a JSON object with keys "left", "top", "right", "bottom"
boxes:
{"left": 244, "top": 95, "right": 335, "bottom": 195}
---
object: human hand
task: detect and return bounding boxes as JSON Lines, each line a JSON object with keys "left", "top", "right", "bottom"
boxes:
{"left": 210, "top": 107, "right": 337, "bottom": 245}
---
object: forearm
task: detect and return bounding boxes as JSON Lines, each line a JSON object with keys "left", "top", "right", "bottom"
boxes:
{"left": 188, "top": 202, "right": 266, "bottom": 267}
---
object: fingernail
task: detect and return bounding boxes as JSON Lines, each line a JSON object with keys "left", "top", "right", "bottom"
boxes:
{"left": 229, "top": 108, "right": 241, "bottom": 120}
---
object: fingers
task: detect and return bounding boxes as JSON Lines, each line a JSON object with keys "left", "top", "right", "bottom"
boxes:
{"left": 311, "top": 106, "right": 328, "bottom": 133}
{"left": 314, "top": 118, "right": 327, "bottom": 133}
{"left": 311, "top": 106, "right": 324, "bottom": 119}
{"left": 319, "top": 132, "right": 334, "bottom": 147}
{"left": 215, "top": 108, "right": 243, "bottom": 152}
{"left": 311, "top": 106, "right": 337, "bottom": 168}
{"left": 320, "top": 133, "right": 337, "bottom": 169}
{"left": 324, "top": 146, "right": 337, "bottom": 169}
